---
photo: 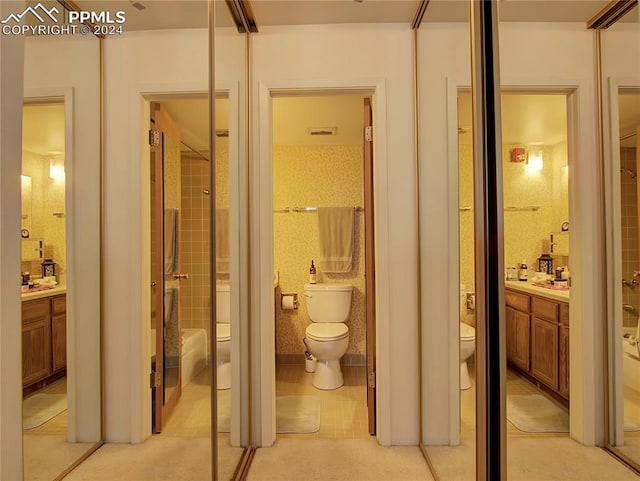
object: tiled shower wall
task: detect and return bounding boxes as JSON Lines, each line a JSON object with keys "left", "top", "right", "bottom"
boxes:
{"left": 621, "top": 147, "right": 639, "bottom": 328}
{"left": 179, "top": 138, "right": 229, "bottom": 342}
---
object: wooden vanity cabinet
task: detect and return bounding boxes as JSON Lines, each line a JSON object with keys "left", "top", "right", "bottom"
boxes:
{"left": 22, "top": 294, "right": 66, "bottom": 392}
{"left": 505, "top": 288, "right": 569, "bottom": 401}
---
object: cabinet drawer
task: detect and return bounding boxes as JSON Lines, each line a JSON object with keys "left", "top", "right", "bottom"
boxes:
{"left": 22, "top": 298, "right": 50, "bottom": 322}
{"left": 559, "top": 303, "right": 569, "bottom": 326}
{"left": 532, "top": 297, "right": 558, "bottom": 321}
{"left": 505, "top": 289, "right": 530, "bottom": 312}
{"left": 52, "top": 295, "right": 66, "bottom": 315}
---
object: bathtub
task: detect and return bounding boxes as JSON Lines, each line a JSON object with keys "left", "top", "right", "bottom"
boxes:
{"left": 182, "top": 328, "right": 209, "bottom": 387}
{"left": 622, "top": 327, "right": 640, "bottom": 392}
{"left": 150, "top": 328, "right": 209, "bottom": 388}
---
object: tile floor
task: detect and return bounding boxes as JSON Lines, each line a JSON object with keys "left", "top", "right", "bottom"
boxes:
{"left": 275, "top": 363, "right": 371, "bottom": 440}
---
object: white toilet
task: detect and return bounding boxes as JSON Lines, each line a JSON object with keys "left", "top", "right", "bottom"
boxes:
{"left": 216, "top": 284, "right": 231, "bottom": 390}
{"left": 460, "top": 284, "right": 476, "bottom": 390}
{"left": 303, "top": 283, "right": 352, "bottom": 390}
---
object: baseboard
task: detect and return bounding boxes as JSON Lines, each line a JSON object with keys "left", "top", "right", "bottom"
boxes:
{"left": 276, "top": 353, "right": 366, "bottom": 366}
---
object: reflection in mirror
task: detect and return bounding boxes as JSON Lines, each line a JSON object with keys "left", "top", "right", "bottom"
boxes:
{"left": 21, "top": 14, "right": 102, "bottom": 477}
{"left": 611, "top": 88, "right": 640, "bottom": 464}
{"left": 602, "top": 1, "right": 640, "bottom": 470}
{"left": 21, "top": 175, "right": 32, "bottom": 234}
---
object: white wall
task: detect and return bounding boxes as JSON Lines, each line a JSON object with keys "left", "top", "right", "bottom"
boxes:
{"left": 23, "top": 33, "right": 102, "bottom": 443}
{"left": 251, "top": 24, "right": 419, "bottom": 446}
{"left": 0, "top": 1, "right": 25, "bottom": 477}
{"left": 102, "top": 27, "right": 246, "bottom": 442}
{"left": 419, "top": 22, "right": 602, "bottom": 446}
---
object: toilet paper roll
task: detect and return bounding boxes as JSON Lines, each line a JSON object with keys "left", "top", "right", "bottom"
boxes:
{"left": 281, "top": 294, "right": 296, "bottom": 310}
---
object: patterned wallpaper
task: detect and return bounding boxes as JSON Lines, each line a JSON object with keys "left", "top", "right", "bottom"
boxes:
{"left": 21, "top": 152, "right": 66, "bottom": 285}
{"left": 273, "top": 145, "right": 365, "bottom": 361}
{"left": 459, "top": 142, "right": 569, "bottom": 309}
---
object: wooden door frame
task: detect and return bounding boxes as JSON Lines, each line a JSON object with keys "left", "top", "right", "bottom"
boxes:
{"left": 364, "top": 97, "right": 376, "bottom": 434}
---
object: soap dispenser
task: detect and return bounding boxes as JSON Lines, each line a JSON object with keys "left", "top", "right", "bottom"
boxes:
{"left": 309, "top": 260, "right": 317, "bottom": 284}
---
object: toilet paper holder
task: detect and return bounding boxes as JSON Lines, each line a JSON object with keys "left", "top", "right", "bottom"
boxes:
{"left": 281, "top": 293, "right": 298, "bottom": 310}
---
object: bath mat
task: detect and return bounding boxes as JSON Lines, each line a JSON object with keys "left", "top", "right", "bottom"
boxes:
{"left": 23, "top": 393, "right": 67, "bottom": 430}
{"left": 507, "top": 394, "right": 569, "bottom": 433}
{"left": 276, "top": 396, "right": 321, "bottom": 434}
{"left": 217, "top": 394, "right": 321, "bottom": 434}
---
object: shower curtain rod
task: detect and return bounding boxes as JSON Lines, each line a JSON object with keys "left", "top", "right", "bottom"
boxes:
{"left": 180, "top": 141, "right": 210, "bottom": 162}
{"left": 274, "top": 206, "right": 364, "bottom": 213}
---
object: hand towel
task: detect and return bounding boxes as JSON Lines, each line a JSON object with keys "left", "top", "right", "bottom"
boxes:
{"left": 317, "top": 206, "right": 354, "bottom": 273}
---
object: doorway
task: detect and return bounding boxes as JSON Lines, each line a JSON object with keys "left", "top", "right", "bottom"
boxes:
{"left": 271, "top": 93, "right": 376, "bottom": 439}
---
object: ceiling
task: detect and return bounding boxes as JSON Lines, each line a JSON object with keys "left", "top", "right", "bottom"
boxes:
{"left": 22, "top": 103, "right": 65, "bottom": 156}
{"left": 67, "top": 0, "right": 625, "bottom": 32}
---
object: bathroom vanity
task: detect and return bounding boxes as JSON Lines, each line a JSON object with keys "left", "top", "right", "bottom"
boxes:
{"left": 21, "top": 288, "right": 67, "bottom": 395}
{"left": 505, "top": 281, "right": 569, "bottom": 404}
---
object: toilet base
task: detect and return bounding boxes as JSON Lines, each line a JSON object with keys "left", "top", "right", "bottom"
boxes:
{"left": 217, "top": 361, "right": 231, "bottom": 390}
{"left": 460, "top": 361, "right": 471, "bottom": 390}
{"left": 312, "top": 359, "right": 344, "bottom": 390}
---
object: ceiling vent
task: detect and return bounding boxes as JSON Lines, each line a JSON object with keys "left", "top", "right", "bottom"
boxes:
{"left": 308, "top": 127, "right": 337, "bottom": 136}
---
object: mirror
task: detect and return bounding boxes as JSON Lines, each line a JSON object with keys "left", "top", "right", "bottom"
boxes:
{"left": 550, "top": 231, "right": 569, "bottom": 257}
{"left": 21, "top": 175, "right": 32, "bottom": 234}
{"left": 603, "top": 2, "right": 640, "bottom": 468}
{"left": 20, "top": 1, "right": 103, "bottom": 479}
{"left": 87, "top": 1, "right": 249, "bottom": 479}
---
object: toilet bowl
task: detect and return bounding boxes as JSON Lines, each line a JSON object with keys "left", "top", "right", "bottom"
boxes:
{"left": 460, "top": 322, "right": 476, "bottom": 390}
{"left": 303, "top": 283, "right": 352, "bottom": 390}
{"left": 216, "top": 284, "right": 231, "bottom": 390}
{"left": 459, "top": 284, "right": 476, "bottom": 390}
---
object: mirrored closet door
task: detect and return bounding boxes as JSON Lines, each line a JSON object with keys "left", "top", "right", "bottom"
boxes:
{"left": 21, "top": 2, "right": 103, "bottom": 479}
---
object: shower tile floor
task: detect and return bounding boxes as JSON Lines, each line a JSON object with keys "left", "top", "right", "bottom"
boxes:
{"left": 275, "top": 363, "right": 371, "bottom": 439}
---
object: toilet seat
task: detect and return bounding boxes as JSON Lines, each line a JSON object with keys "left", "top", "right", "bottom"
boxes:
{"left": 217, "top": 323, "right": 231, "bottom": 342}
{"left": 460, "top": 323, "right": 475, "bottom": 340}
{"left": 306, "top": 323, "right": 348, "bottom": 342}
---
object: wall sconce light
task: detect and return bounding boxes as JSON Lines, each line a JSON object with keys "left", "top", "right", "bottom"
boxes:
{"left": 525, "top": 148, "right": 543, "bottom": 173}
{"left": 49, "top": 157, "right": 65, "bottom": 180}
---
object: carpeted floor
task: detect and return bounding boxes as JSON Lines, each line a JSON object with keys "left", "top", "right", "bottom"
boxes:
{"left": 246, "top": 438, "right": 434, "bottom": 481}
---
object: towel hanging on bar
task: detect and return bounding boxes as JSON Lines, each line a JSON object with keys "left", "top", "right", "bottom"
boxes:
{"left": 317, "top": 207, "right": 354, "bottom": 273}
{"left": 164, "top": 208, "right": 179, "bottom": 276}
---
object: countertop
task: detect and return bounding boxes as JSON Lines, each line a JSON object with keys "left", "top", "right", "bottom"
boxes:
{"left": 21, "top": 285, "right": 66, "bottom": 301}
{"left": 505, "top": 280, "right": 569, "bottom": 303}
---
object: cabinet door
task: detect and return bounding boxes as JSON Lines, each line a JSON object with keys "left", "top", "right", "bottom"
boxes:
{"left": 506, "top": 307, "right": 515, "bottom": 362}
{"left": 513, "top": 310, "right": 531, "bottom": 372}
{"left": 559, "top": 326, "right": 570, "bottom": 399}
{"left": 52, "top": 314, "right": 67, "bottom": 373}
{"left": 23, "top": 318, "right": 51, "bottom": 387}
{"left": 531, "top": 316, "right": 558, "bottom": 390}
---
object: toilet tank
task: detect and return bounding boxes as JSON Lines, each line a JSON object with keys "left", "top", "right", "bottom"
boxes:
{"left": 216, "top": 284, "right": 230, "bottom": 324}
{"left": 303, "top": 283, "right": 353, "bottom": 323}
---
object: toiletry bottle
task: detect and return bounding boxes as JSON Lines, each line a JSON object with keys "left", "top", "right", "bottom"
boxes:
{"left": 518, "top": 260, "right": 528, "bottom": 282}
{"left": 309, "top": 260, "right": 317, "bottom": 284}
